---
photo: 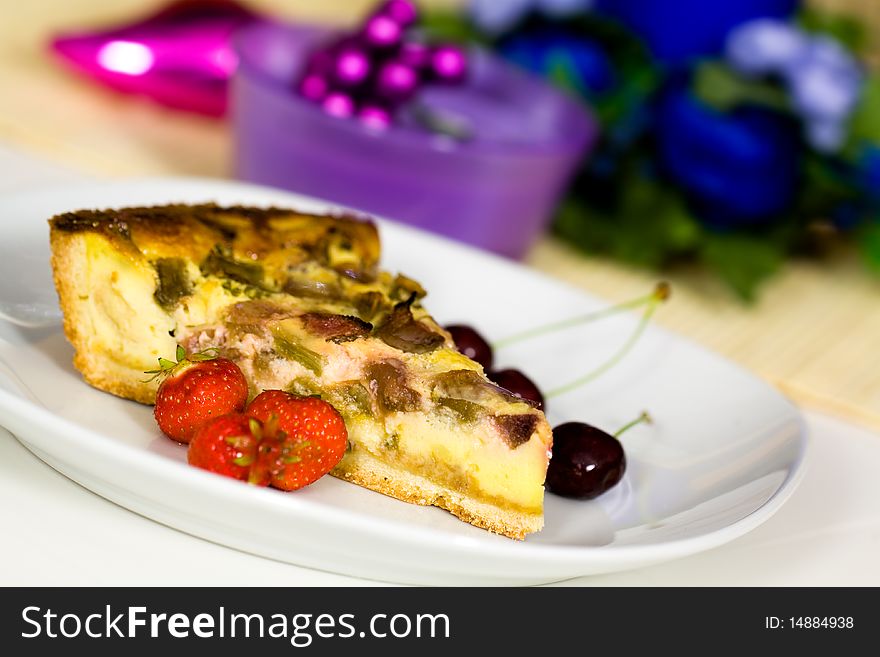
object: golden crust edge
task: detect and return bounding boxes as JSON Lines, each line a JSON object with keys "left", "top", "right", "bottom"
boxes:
{"left": 48, "top": 204, "right": 383, "bottom": 279}
{"left": 49, "top": 227, "right": 158, "bottom": 405}
{"left": 331, "top": 448, "right": 543, "bottom": 540}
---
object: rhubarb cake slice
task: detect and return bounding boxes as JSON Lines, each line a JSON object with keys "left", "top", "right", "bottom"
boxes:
{"left": 48, "top": 204, "right": 552, "bottom": 539}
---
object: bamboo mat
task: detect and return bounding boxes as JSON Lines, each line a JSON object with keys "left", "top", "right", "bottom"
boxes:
{"left": 527, "top": 241, "right": 880, "bottom": 431}
{"left": 1, "top": 0, "right": 879, "bottom": 432}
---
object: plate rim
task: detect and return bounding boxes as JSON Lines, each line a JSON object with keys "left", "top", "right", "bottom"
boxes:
{"left": 0, "top": 176, "right": 809, "bottom": 574}
{"left": 0, "top": 383, "right": 808, "bottom": 565}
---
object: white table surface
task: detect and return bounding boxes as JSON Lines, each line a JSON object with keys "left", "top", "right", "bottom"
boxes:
{"left": 1, "top": 143, "right": 878, "bottom": 586}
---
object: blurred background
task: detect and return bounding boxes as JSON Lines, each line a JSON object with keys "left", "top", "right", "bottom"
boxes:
{"left": 1, "top": 0, "right": 879, "bottom": 431}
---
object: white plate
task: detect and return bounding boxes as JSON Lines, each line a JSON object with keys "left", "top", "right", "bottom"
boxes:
{"left": 0, "top": 177, "right": 807, "bottom": 585}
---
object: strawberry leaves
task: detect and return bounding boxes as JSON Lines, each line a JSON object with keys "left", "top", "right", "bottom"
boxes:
{"left": 143, "top": 345, "right": 220, "bottom": 382}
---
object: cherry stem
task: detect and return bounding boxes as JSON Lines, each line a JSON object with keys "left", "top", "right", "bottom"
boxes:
{"left": 544, "top": 283, "right": 670, "bottom": 399}
{"left": 492, "top": 282, "right": 670, "bottom": 350}
{"left": 614, "top": 411, "right": 653, "bottom": 438}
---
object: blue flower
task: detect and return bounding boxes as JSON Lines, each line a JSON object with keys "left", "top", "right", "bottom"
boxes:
{"left": 788, "top": 39, "right": 862, "bottom": 111}
{"left": 788, "top": 40, "right": 863, "bottom": 152}
{"left": 804, "top": 116, "right": 849, "bottom": 153}
{"left": 468, "top": 0, "right": 532, "bottom": 34}
{"left": 657, "top": 85, "right": 801, "bottom": 226}
{"left": 831, "top": 202, "right": 863, "bottom": 230}
{"left": 857, "top": 144, "right": 880, "bottom": 202}
{"left": 829, "top": 146, "right": 880, "bottom": 229}
{"left": 726, "top": 21, "right": 864, "bottom": 153}
{"left": 500, "top": 27, "right": 615, "bottom": 94}
{"left": 725, "top": 19, "right": 808, "bottom": 75}
{"left": 595, "top": 0, "right": 799, "bottom": 65}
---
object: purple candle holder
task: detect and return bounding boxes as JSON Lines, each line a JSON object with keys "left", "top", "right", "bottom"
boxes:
{"left": 232, "top": 22, "right": 597, "bottom": 258}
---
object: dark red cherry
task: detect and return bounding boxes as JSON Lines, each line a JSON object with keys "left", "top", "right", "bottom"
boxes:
{"left": 446, "top": 324, "right": 493, "bottom": 370}
{"left": 488, "top": 368, "right": 545, "bottom": 411}
{"left": 545, "top": 422, "right": 625, "bottom": 499}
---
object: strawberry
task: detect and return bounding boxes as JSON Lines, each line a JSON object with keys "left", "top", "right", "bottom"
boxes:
{"left": 187, "top": 413, "right": 260, "bottom": 481}
{"left": 247, "top": 390, "right": 348, "bottom": 490}
{"left": 149, "top": 346, "right": 249, "bottom": 443}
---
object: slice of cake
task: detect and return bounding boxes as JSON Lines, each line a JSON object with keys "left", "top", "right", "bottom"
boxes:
{"left": 48, "top": 204, "right": 552, "bottom": 539}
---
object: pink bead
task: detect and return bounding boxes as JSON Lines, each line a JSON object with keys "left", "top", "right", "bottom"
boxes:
{"left": 298, "top": 74, "right": 328, "bottom": 102}
{"left": 379, "top": 0, "right": 419, "bottom": 27}
{"left": 358, "top": 104, "right": 392, "bottom": 130}
{"left": 322, "top": 92, "right": 355, "bottom": 118}
{"left": 377, "top": 61, "right": 419, "bottom": 101}
{"left": 334, "top": 47, "right": 371, "bottom": 86}
{"left": 362, "top": 15, "right": 402, "bottom": 49}
{"left": 431, "top": 45, "right": 467, "bottom": 83}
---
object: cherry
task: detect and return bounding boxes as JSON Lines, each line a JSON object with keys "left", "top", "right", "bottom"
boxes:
{"left": 447, "top": 282, "right": 670, "bottom": 442}
{"left": 488, "top": 368, "right": 545, "bottom": 411}
{"left": 545, "top": 422, "right": 625, "bottom": 499}
{"left": 446, "top": 324, "right": 493, "bottom": 370}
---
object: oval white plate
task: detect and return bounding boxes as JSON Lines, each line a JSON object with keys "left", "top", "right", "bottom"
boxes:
{"left": 0, "top": 177, "right": 807, "bottom": 585}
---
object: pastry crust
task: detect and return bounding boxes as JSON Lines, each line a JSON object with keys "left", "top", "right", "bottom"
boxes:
{"left": 51, "top": 228, "right": 158, "bottom": 404}
{"left": 48, "top": 204, "right": 552, "bottom": 539}
{"left": 49, "top": 204, "right": 383, "bottom": 404}
{"left": 333, "top": 449, "right": 542, "bottom": 540}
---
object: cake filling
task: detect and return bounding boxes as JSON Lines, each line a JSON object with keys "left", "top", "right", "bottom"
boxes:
{"left": 177, "top": 298, "right": 549, "bottom": 513}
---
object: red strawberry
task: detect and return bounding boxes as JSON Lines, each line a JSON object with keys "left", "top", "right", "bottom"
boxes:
{"left": 247, "top": 390, "right": 348, "bottom": 490}
{"left": 150, "top": 346, "right": 249, "bottom": 443}
{"left": 187, "top": 413, "right": 260, "bottom": 481}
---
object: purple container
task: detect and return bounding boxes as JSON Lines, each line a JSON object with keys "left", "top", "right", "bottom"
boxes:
{"left": 232, "top": 22, "right": 597, "bottom": 258}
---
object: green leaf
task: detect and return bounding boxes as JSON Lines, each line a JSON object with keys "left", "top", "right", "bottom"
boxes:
{"left": 175, "top": 345, "right": 185, "bottom": 362}
{"left": 858, "top": 220, "right": 880, "bottom": 274}
{"left": 189, "top": 347, "right": 220, "bottom": 362}
{"left": 796, "top": 154, "right": 861, "bottom": 219}
{"left": 692, "top": 61, "right": 790, "bottom": 113}
{"left": 546, "top": 50, "right": 588, "bottom": 97}
{"left": 419, "top": 10, "right": 486, "bottom": 44}
{"left": 700, "top": 234, "right": 785, "bottom": 301}
{"left": 554, "top": 173, "right": 702, "bottom": 268}
{"left": 798, "top": 7, "right": 867, "bottom": 54}
{"left": 848, "top": 77, "right": 880, "bottom": 146}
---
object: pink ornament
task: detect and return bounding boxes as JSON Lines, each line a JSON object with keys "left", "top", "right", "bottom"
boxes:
{"left": 294, "top": 0, "right": 468, "bottom": 129}
{"left": 378, "top": 0, "right": 419, "bottom": 28}
{"left": 334, "top": 47, "right": 371, "bottom": 87}
{"left": 322, "top": 92, "right": 356, "bottom": 118}
{"left": 298, "top": 74, "right": 329, "bottom": 102}
{"left": 49, "top": 0, "right": 257, "bottom": 117}
{"left": 376, "top": 61, "right": 419, "bottom": 101}
{"left": 362, "top": 14, "right": 402, "bottom": 49}
{"left": 431, "top": 45, "right": 467, "bottom": 84}
{"left": 358, "top": 104, "right": 392, "bottom": 130}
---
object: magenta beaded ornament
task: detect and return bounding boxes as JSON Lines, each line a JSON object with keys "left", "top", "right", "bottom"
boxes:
{"left": 381, "top": 0, "right": 419, "bottom": 27}
{"left": 376, "top": 60, "right": 420, "bottom": 102}
{"left": 333, "top": 46, "right": 371, "bottom": 87}
{"left": 295, "top": 0, "right": 467, "bottom": 127}
{"left": 362, "top": 14, "right": 403, "bottom": 50}
{"left": 322, "top": 91, "right": 356, "bottom": 118}
{"left": 430, "top": 45, "right": 467, "bottom": 84}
